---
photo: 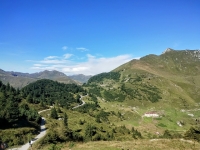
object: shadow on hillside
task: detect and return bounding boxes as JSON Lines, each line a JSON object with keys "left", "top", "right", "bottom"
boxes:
{"left": 32, "top": 138, "right": 38, "bottom": 142}
{"left": 40, "top": 128, "right": 47, "bottom": 132}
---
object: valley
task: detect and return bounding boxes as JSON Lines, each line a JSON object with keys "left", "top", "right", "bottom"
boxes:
{"left": 0, "top": 49, "right": 200, "bottom": 150}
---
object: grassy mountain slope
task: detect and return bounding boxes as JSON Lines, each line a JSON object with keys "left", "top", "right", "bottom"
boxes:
{"left": 85, "top": 49, "right": 200, "bottom": 136}
{"left": 114, "top": 49, "right": 200, "bottom": 104}
{"left": 0, "top": 70, "right": 78, "bottom": 88}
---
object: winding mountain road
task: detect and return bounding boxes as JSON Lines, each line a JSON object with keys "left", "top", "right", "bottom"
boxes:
{"left": 10, "top": 109, "right": 50, "bottom": 150}
{"left": 72, "top": 95, "right": 86, "bottom": 109}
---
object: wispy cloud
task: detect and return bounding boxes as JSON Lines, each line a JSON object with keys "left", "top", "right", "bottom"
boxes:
{"left": 40, "top": 59, "right": 67, "bottom": 64}
{"left": 62, "top": 46, "right": 68, "bottom": 50}
{"left": 76, "top": 47, "right": 89, "bottom": 52}
{"left": 44, "top": 56, "right": 58, "bottom": 60}
{"left": 33, "top": 64, "right": 48, "bottom": 67}
{"left": 30, "top": 53, "right": 138, "bottom": 75}
{"left": 63, "top": 53, "right": 73, "bottom": 59}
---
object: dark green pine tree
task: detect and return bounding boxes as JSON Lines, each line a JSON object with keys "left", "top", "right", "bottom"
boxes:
{"left": 6, "top": 83, "right": 10, "bottom": 91}
{"left": 63, "top": 112, "right": 68, "bottom": 127}
{"left": 50, "top": 107, "right": 58, "bottom": 119}
{"left": 85, "top": 124, "right": 96, "bottom": 141}
{"left": 5, "top": 95, "right": 19, "bottom": 124}
{"left": 0, "top": 91, "right": 7, "bottom": 126}
{"left": 26, "top": 94, "right": 33, "bottom": 103}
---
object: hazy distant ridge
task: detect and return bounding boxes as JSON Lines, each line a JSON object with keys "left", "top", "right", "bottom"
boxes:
{"left": 0, "top": 70, "right": 78, "bottom": 88}
{"left": 68, "top": 74, "right": 92, "bottom": 83}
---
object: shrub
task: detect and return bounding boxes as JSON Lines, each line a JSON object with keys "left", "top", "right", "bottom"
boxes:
{"left": 184, "top": 126, "right": 200, "bottom": 142}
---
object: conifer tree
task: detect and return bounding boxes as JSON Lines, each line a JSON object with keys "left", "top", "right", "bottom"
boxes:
{"left": 50, "top": 107, "right": 58, "bottom": 119}
{"left": 64, "top": 112, "right": 68, "bottom": 127}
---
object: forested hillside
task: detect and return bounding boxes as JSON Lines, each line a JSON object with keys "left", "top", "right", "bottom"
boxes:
{"left": 0, "top": 81, "right": 40, "bottom": 129}
{"left": 0, "top": 79, "right": 86, "bottom": 147}
{"left": 0, "top": 81, "right": 41, "bottom": 147}
{"left": 21, "top": 79, "right": 86, "bottom": 108}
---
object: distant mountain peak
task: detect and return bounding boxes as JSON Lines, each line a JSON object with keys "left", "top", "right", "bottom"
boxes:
{"left": 40, "top": 70, "right": 66, "bottom": 76}
{"left": 162, "top": 48, "right": 174, "bottom": 54}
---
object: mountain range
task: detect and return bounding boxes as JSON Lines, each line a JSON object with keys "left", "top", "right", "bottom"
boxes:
{"left": 0, "top": 69, "right": 91, "bottom": 88}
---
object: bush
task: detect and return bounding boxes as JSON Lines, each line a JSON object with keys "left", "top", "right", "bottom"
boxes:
{"left": 0, "top": 128, "right": 37, "bottom": 147}
{"left": 48, "top": 144, "right": 63, "bottom": 150}
{"left": 184, "top": 126, "right": 200, "bottom": 142}
{"left": 131, "top": 127, "right": 142, "bottom": 139}
{"left": 157, "top": 123, "right": 167, "bottom": 127}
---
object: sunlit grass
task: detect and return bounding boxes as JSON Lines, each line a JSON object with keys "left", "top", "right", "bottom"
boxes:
{"left": 59, "top": 139, "right": 200, "bottom": 150}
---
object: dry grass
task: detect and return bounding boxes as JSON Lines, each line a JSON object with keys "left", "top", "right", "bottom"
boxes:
{"left": 60, "top": 139, "right": 200, "bottom": 150}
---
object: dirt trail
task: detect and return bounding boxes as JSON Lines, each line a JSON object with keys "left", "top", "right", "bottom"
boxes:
{"left": 72, "top": 95, "right": 86, "bottom": 109}
{"left": 9, "top": 109, "right": 50, "bottom": 150}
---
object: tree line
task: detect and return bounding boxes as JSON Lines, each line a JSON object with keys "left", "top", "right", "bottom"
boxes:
{"left": 0, "top": 79, "right": 85, "bottom": 129}
{"left": 0, "top": 81, "right": 40, "bottom": 129}
{"left": 87, "top": 72, "right": 120, "bottom": 83}
{"left": 21, "top": 79, "right": 85, "bottom": 108}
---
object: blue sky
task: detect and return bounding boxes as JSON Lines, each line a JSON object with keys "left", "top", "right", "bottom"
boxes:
{"left": 0, "top": 0, "right": 200, "bottom": 75}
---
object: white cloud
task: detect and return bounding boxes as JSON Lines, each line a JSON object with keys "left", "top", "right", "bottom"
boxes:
{"left": 76, "top": 47, "right": 89, "bottom": 52}
{"left": 33, "top": 64, "right": 48, "bottom": 67}
{"left": 62, "top": 46, "right": 68, "bottom": 50}
{"left": 63, "top": 53, "right": 73, "bottom": 59}
{"left": 40, "top": 55, "right": 73, "bottom": 64}
{"left": 86, "top": 54, "right": 95, "bottom": 59}
{"left": 44, "top": 56, "right": 58, "bottom": 60}
{"left": 40, "top": 59, "right": 67, "bottom": 64}
{"left": 30, "top": 54, "right": 137, "bottom": 75}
